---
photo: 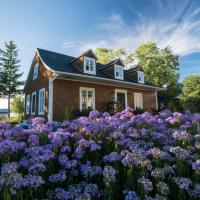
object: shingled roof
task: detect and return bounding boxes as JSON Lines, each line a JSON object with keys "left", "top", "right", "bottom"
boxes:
{"left": 37, "top": 48, "right": 139, "bottom": 83}
{"left": 36, "top": 48, "right": 163, "bottom": 90}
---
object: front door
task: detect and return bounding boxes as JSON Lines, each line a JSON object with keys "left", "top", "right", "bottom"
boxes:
{"left": 115, "top": 89, "right": 127, "bottom": 112}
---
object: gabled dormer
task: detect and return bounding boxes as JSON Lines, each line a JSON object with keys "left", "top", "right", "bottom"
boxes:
{"left": 101, "top": 58, "right": 125, "bottom": 80}
{"left": 71, "top": 49, "right": 97, "bottom": 75}
{"left": 125, "top": 65, "right": 145, "bottom": 84}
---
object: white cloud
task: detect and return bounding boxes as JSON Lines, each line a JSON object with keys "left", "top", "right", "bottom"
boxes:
{"left": 62, "top": 0, "right": 200, "bottom": 57}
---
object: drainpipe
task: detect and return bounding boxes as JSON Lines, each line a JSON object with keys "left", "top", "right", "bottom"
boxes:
{"left": 48, "top": 74, "right": 58, "bottom": 121}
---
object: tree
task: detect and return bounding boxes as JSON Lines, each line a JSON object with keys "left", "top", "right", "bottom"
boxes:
{"left": 11, "top": 95, "right": 24, "bottom": 115}
{"left": 0, "top": 41, "right": 24, "bottom": 118}
{"left": 134, "top": 42, "right": 181, "bottom": 111}
{"left": 181, "top": 75, "right": 200, "bottom": 112}
{"left": 95, "top": 48, "right": 134, "bottom": 65}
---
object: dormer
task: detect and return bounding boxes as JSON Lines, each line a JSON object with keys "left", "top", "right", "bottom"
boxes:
{"left": 72, "top": 49, "right": 97, "bottom": 75}
{"left": 125, "top": 65, "right": 145, "bottom": 84}
{"left": 101, "top": 58, "right": 125, "bottom": 80}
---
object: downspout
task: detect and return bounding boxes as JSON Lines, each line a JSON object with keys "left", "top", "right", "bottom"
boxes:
{"left": 48, "top": 74, "right": 58, "bottom": 121}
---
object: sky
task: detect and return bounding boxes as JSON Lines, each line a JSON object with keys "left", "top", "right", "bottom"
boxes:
{"left": 0, "top": 0, "right": 200, "bottom": 84}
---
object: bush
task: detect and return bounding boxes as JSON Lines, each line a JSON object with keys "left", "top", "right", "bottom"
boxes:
{"left": 0, "top": 108, "right": 200, "bottom": 200}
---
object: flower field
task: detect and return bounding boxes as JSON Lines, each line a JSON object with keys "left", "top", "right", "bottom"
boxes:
{"left": 0, "top": 108, "right": 200, "bottom": 200}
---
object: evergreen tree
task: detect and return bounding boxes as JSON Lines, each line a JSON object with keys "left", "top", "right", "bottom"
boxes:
{"left": 0, "top": 41, "right": 24, "bottom": 118}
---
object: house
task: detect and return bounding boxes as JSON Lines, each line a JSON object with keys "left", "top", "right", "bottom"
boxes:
{"left": 24, "top": 48, "right": 164, "bottom": 121}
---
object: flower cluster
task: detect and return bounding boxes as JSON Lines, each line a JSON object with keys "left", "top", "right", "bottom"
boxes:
{"left": 0, "top": 108, "right": 199, "bottom": 199}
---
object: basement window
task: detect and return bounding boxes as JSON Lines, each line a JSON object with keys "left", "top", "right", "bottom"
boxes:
{"left": 84, "top": 57, "right": 96, "bottom": 75}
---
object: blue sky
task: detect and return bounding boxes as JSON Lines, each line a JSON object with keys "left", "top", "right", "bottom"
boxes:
{"left": 0, "top": 0, "right": 200, "bottom": 81}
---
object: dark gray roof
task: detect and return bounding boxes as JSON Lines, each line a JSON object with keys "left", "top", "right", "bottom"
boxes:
{"left": 37, "top": 48, "right": 154, "bottom": 86}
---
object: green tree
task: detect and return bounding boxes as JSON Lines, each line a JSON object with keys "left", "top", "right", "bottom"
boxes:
{"left": 0, "top": 41, "right": 24, "bottom": 118}
{"left": 11, "top": 95, "right": 24, "bottom": 115}
{"left": 135, "top": 42, "right": 179, "bottom": 87}
{"left": 95, "top": 48, "right": 134, "bottom": 65}
{"left": 181, "top": 75, "right": 200, "bottom": 112}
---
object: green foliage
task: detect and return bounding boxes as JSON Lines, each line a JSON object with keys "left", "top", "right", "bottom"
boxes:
{"left": 6, "top": 115, "right": 23, "bottom": 125}
{"left": 181, "top": 75, "right": 200, "bottom": 112}
{"left": 0, "top": 41, "right": 24, "bottom": 118}
{"left": 95, "top": 48, "right": 134, "bottom": 65}
{"left": 135, "top": 42, "right": 179, "bottom": 87}
{"left": 11, "top": 95, "right": 24, "bottom": 115}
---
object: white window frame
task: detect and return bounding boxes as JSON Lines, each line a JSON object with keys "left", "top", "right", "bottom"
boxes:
{"left": 79, "top": 87, "right": 95, "bottom": 110}
{"left": 138, "top": 71, "right": 145, "bottom": 84}
{"left": 26, "top": 94, "right": 30, "bottom": 115}
{"left": 114, "top": 65, "right": 124, "bottom": 80}
{"left": 115, "top": 89, "right": 127, "bottom": 108}
{"left": 31, "top": 92, "right": 36, "bottom": 115}
{"left": 38, "top": 88, "right": 45, "bottom": 115}
{"left": 33, "top": 63, "right": 39, "bottom": 80}
{"left": 134, "top": 92, "right": 143, "bottom": 109}
{"left": 83, "top": 56, "right": 96, "bottom": 75}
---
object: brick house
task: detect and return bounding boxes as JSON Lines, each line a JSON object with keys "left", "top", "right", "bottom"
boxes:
{"left": 24, "top": 48, "right": 164, "bottom": 121}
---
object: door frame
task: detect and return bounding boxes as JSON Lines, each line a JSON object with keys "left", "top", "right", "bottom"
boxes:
{"left": 115, "top": 89, "right": 127, "bottom": 108}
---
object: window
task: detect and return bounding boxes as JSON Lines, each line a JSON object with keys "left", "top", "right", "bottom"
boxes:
{"left": 115, "top": 65, "right": 124, "bottom": 80}
{"left": 38, "top": 88, "right": 45, "bottom": 115}
{"left": 31, "top": 92, "right": 36, "bottom": 115}
{"left": 80, "top": 87, "right": 95, "bottom": 110}
{"left": 33, "top": 63, "right": 39, "bottom": 80}
{"left": 134, "top": 93, "right": 143, "bottom": 109}
{"left": 84, "top": 57, "right": 96, "bottom": 74}
{"left": 26, "top": 95, "right": 30, "bottom": 115}
{"left": 138, "top": 71, "right": 144, "bottom": 84}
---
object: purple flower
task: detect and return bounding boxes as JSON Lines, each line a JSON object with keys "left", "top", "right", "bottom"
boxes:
{"left": 28, "top": 134, "right": 39, "bottom": 147}
{"left": 103, "top": 152, "right": 121, "bottom": 163}
{"left": 124, "top": 191, "right": 140, "bottom": 200}
{"left": 192, "top": 160, "right": 200, "bottom": 172}
{"left": 48, "top": 170, "right": 67, "bottom": 183}
{"left": 173, "top": 177, "right": 192, "bottom": 190}
{"left": 138, "top": 177, "right": 153, "bottom": 193}
{"left": 103, "top": 166, "right": 118, "bottom": 186}
{"left": 89, "top": 110, "right": 100, "bottom": 119}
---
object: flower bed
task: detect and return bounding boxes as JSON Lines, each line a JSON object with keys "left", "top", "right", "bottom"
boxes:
{"left": 0, "top": 108, "right": 200, "bottom": 200}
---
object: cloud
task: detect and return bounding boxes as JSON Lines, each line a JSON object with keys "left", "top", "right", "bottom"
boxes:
{"left": 62, "top": 0, "right": 200, "bottom": 57}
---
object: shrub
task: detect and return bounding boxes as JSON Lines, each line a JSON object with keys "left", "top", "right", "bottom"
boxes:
{"left": 0, "top": 108, "right": 200, "bottom": 200}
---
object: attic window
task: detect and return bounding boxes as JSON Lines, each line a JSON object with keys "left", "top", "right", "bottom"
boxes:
{"left": 84, "top": 57, "right": 96, "bottom": 75}
{"left": 33, "top": 63, "right": 39, "bottom": 80}
{"left": 114, "top": 65, "right": 124, "bottom": 80}
{"left": 138, "top": 71, "right": 144, "bottom": 84}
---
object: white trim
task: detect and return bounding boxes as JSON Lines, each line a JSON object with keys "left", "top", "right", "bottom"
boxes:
{"left": 155, "top": 91, "right": 158, "bottom": 110}
{"left": 134, "top": 92, "right": 143, "bottom": 109}
{"left": 79, "top": 87, "right": 95, "bottom": 110}
{"left": 55, "top": 71, "right": 164, "bottom": 91}
{"left": 84, "top": 56, "right": 96, "bottom": 75}
{"left": 31, "top": 92, "right": 36, "bottom": 115}
{"left": 25, "top": 94, "right": 30, "bottom": 115}
{"left": 115, "top": 89, "right": 127, "bottom": 108}
{"left": 38, "top": 88, "right": 45, "bottom": 115}
{"left": 114, "top": 65, "right": 124, "bottom": 80}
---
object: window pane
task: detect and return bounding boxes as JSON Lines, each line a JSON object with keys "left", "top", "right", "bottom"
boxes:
{"left": 32, "top": 94, "right": 35, "bottom": 113}
{"left": 88, "top": 91, "right": 93, "bottom": 108}
{"left": 89, "top": 60, "right": 94, "bottom": 71}
{"left": 85, "top": 59, "right": 90, "bottom": 71}
{"left": 82, "top": 90, "right": 87, "bottom": 109}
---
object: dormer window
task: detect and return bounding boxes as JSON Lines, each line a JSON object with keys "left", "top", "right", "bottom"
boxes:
{"left": 115, "top": 65, "right": 124, "bottom": 80}
{"left": 33, "top": 63, "right": 39, "bottom": 80}
{"left": 84, "top": 56, "right": 96, "bottom": 75}
{"left": 138, "top": 71, "right": 144, "bottom": 84}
